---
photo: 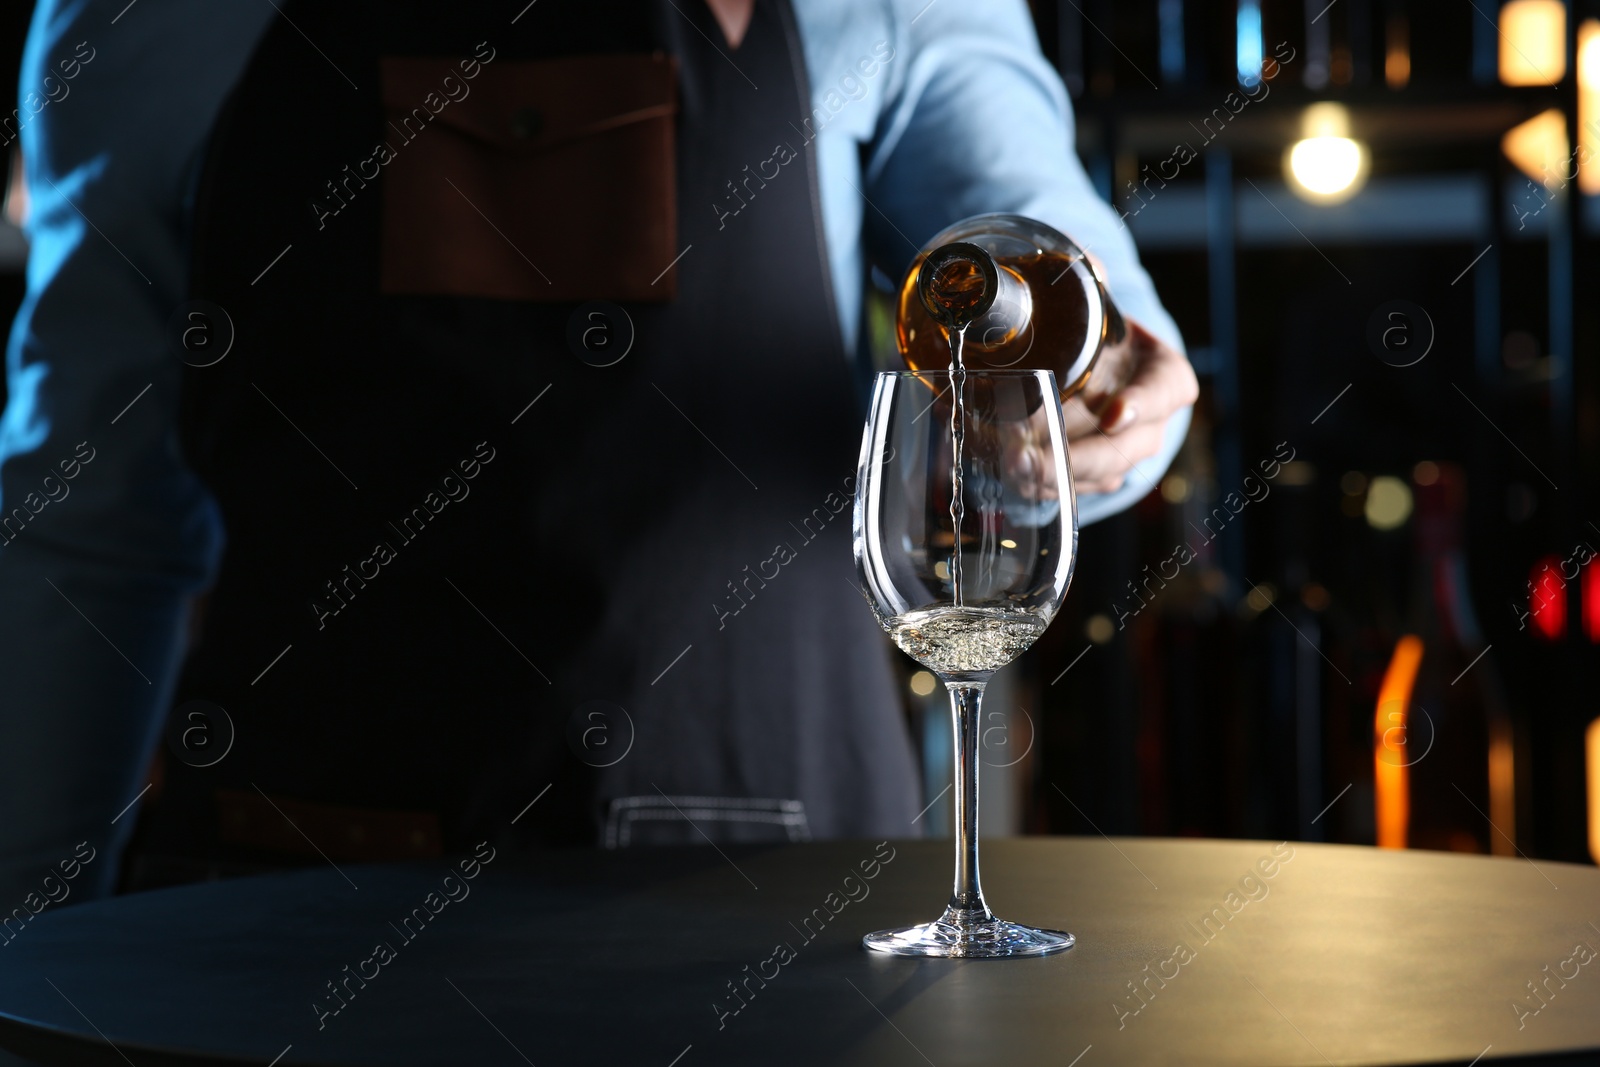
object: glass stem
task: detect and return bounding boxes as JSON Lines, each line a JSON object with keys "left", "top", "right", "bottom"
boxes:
{"left": 947, "top": 681, "right": 993, "bottom": 921}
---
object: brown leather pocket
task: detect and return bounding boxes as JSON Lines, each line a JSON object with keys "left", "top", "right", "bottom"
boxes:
{"left": 379, "top": 53, "right": 678, "bottom": 302}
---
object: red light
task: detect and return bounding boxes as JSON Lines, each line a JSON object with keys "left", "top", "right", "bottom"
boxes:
{"left": 1530, "top": 555, "right": 1566, "bottom": 641}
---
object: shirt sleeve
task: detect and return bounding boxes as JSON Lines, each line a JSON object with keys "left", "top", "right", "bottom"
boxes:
{"left": 0, "top": 0, "right": 273, "bottom": 888}
{"left": 862, "top": 0, "right": 1189, "bottom": 521}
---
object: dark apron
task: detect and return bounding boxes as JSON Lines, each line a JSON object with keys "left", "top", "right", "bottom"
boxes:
{"left": 138, "top": 0, "right": 918, "bottom": 875}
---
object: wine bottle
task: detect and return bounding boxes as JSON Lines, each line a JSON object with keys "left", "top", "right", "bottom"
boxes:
{"left": 896, "top": 214, "right": 1129, "bottom": 402}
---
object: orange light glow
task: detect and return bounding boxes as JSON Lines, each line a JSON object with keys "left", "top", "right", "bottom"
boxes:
{"left": 1502, "top": 109, "right": 1570, "bottom": 188}
{"left": 1581, "top": 20, "right": 1600, "bottom": 194}
{"left": 1488, "top": 718, "right": 1517, "bottom": 856}
{"left": 1374, "top": 635, "right": 1424, "bottom": 849}
{"left": 1386, "top": 16, "right": 1410, "bottom": 89}
{"left": 1588, "top": 717, "right": 1600, "bottom": 865}
{"left": 1500, "top": 0, "right": 1567, "bottom": 86}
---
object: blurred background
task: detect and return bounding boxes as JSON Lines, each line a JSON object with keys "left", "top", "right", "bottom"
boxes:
{"left": 1, "top": 2, "right": 1595, "bottom": 863}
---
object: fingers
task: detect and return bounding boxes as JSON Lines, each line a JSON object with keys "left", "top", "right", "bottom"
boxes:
{"left": 1096, "top": 394, "right": 1139, "bottom": 434}
{"left": 1059, "top": 394, "right": 1101, "bottom": 439}
{"left": 1101, "top": 325, "right": 1198, "bottom": 433}
{"left": 1009, "top": 442, "right": 1059, "bottom": 501}
{"left": 1068, "top": 421, "right": 1167, "bottom": 495}
{"left": 998, "top": 424, "right": 1059, "bottom": 502}
{"left": 1064, "top": 317, "right": 1196, "bottom": 494}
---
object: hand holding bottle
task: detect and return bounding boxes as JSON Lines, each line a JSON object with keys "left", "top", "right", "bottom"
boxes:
{"left": 897, "top": 214, "right": 1196, "bottom": 500}
{"left": 1063, "top": 318, "right": 1197, "bottom": 495}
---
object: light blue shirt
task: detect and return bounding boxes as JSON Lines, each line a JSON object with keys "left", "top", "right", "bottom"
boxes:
{"left": 0, "top": 0, "right": 1188, "bottom": 868}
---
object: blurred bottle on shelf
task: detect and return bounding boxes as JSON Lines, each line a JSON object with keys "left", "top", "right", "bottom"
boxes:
{"left": 1375, "top": 462, "right": 1514, "bottom": 854}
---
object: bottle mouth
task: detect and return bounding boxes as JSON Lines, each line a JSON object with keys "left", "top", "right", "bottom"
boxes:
{"left": 917, "top": 242, "right": 999, "bottom": 330}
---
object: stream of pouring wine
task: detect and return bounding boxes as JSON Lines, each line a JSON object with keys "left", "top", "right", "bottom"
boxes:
{"left": 948, "top": 324, "right": 967, "bottom": 607}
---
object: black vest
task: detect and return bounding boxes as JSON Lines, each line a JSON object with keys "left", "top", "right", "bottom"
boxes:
{"left": 139, "top": 0, "right": 919, "bottom": 872}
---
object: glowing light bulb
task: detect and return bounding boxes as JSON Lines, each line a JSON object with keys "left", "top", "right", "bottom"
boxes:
{"left": 1285, "top": 103, "right": 1369, "bottom": 204}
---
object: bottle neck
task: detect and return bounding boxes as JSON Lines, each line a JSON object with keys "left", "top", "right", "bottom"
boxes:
{"left": 917, "top": 242, "right": 1033, "bottom": 349}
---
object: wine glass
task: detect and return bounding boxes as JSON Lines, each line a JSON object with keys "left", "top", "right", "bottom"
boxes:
{"left": 853, "top": 368, "right": 1077, "bottom": 958}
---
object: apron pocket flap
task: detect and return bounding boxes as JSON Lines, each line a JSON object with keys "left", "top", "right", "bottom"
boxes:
{"left": 379, "top": 53, "right": 679, "bottom": 302}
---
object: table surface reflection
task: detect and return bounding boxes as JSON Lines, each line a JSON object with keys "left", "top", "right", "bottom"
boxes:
{"left": 0, "top": 837, "right": 1595, "bottom": 1066}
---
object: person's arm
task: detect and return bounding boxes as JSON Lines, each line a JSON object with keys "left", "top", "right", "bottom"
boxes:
{"left": 0, "top": 0, "right": 273, "bottom": 901}
{"left": 860, "top": 0, "right": 1195, "bottom": 521}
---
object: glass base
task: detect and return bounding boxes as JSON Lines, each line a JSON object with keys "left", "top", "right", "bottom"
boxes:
{"left": 862, "top": 907, "right": 1075, "bottom": 959}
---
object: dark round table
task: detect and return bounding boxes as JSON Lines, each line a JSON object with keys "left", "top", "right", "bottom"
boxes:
{"left": 0, "top": 838, "right": 1595, "bottom": 1066}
